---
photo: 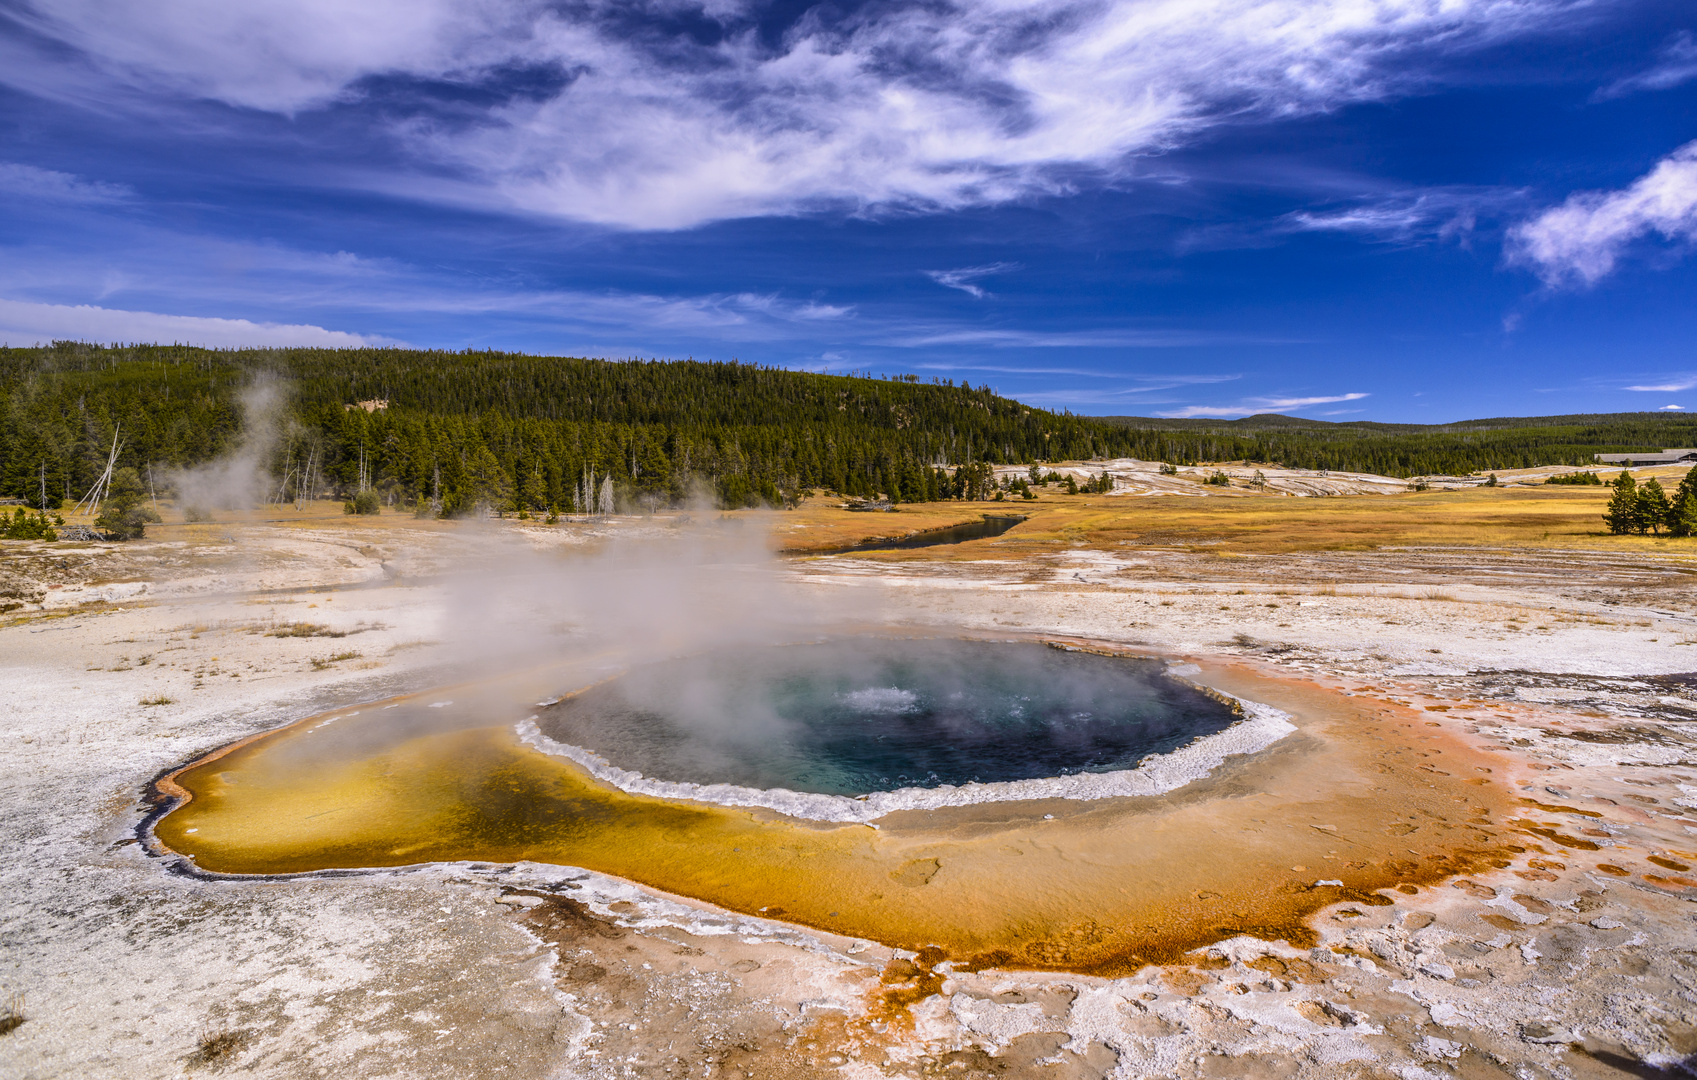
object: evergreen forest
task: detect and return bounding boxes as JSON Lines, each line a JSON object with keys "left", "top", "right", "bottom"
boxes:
{"left": 4, "top": 342, "right": 1697, "bottom": 515}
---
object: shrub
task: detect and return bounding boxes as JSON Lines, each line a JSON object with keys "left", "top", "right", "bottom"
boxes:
{"left": 94, "top": 468, "right": 161, "bottom": 540}
{"left": 1, "top": 508, "right": 56, "bottom": 541}
{"left": 342, "top": 489, "right": 380, "bottom": 515}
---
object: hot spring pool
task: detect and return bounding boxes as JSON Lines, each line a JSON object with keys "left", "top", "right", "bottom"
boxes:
{"left": 533, "top": 638, "right": 1242, "bottom": 799}
{"left": 151, "top": 644, "right": 1517, "bottom": 973}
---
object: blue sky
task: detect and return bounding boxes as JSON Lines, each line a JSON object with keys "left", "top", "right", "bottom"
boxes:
{"left": 1, "top": 0, "right": 1694, "bottom": 421}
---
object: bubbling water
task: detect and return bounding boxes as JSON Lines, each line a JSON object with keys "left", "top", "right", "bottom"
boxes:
{"left": 539, "top": 638, "right": 1240, "bottom": 797}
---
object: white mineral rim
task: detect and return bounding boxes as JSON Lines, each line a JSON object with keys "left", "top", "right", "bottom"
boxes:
{"left": 513, "top": 676, "right": 1296, "bottom": 825}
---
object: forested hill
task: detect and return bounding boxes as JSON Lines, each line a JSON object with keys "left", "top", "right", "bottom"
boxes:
{"left": 0, "top": 343, "right": 1119, "bottom": 512}
{"left": 2, "top": 342, "right": 1693, "bottom": 514}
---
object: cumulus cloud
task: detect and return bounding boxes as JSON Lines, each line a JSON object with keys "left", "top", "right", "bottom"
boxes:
{"left": 1508, "top": 140, "right": 1697, "bottom": 286}
{"left": 0, "top": 298, "right": 393, "bottom": 348}
{"left": 2, "top": 0, "right": 1588, "bottom": 228}
{"left": 1160, "top": 391, "right": 1368, "bottom": 418}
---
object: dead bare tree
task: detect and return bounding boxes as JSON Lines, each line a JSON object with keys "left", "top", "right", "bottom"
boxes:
{"left": 70, "top": 427, "right": 123, "bottom": 520}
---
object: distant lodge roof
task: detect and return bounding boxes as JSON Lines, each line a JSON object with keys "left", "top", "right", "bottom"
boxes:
{"left": 1594, "top": 449, "right": 1697, "bottom": 466}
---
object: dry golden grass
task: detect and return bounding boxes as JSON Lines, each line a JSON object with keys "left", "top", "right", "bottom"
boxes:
{"left": 48, "top": 482, "right": 1697, "bottom": 561}
{"left": 792, "top": 484, "right": 1697, "bottom": 559}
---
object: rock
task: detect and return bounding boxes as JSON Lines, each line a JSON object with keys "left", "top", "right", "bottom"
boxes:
{"left": 1420, "top": 1036, "right": 1463, "bottom": 1059}
{"left": 1520, "top": 1022, "right": 1576, "bottom": 1045}
{"left": 1418, "top": 962, "right": 1455, "bottom": 980}
{"left": 1589, "top": 916, "right": 1624, "bottom": 929}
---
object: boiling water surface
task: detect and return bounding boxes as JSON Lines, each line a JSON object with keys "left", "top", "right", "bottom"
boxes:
{"left": 540, "top": 639, "right": 1239, "bottom": 795}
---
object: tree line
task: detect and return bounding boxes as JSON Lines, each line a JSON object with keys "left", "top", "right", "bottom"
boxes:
{"left": 0, "top": 343, "right": 1129, "bottom": 514}
{"left": 1604, "top": 469, "right": 1697, "bottom": 536}
{"left": 7, "top": 342, "right": 1697, "bottom": 516}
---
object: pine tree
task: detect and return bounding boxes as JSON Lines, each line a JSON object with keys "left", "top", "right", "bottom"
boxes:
{"left": 1604, "top": 471, "right": 1638, "bottom": 535}
{"left": 94, "top": 467, "right": 161, "bottom": 540}
{"left": 1637, "top": 478, "right": 1671, "bottom": 534}
{"left": 1669, "top": 489, "right": 1697, "bottom": 538}
{"left": 1670, "top": 467, "right": 1697, "bottom": 536}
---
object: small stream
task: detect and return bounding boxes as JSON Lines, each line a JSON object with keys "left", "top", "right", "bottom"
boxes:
{"left": 812, "top": 513, "right": 1025, "bottom": 555}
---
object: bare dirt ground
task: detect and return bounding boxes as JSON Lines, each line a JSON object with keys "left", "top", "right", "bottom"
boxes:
{"left": 2, "top": 479, "right": 1695, "bottom": 1080}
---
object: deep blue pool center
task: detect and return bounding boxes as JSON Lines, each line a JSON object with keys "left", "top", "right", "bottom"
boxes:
{"left": 539, "top": 638, "right": 1240, "bottom": 797}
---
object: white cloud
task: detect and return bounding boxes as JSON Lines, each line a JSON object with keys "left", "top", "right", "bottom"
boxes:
{"left": 1658, "top": 404, "right": 1684, "bottom": 410}
{"left": 0, "top": 163, "right": 131, "bottom": 204}
{"left": 911, "top": 363, "right": 1239, "bottom": 381}
{"left": 0, "top": 299, "right": 392, "bottom": 348}
{"left": 1595, "top": 31, "right": 1697, "bottom": 100}
{"left": 1159, "top": 391, "right": 1368, "bottom": 417}
{"left": 4, "top": 0, "right": 1589, "bottom": 228}
{"left": 926, "top": 263, "right": 1020, "bottom": 299}
{"left": 1282, "top": 188, "right": 1513, "bottom": 245}
{"left": 1508, "top": 140, "right": 1697, "bottom": 286}
{"left": 885, "top": 327, "right": 1291, "bottom": 349}
{"left": 1624, "top": 376, "right": 1697, "bottom": 392}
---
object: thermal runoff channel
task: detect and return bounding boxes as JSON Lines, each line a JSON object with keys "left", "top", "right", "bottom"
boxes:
{"left": 539, "top": 639, "right": 1239, "bottom": 796}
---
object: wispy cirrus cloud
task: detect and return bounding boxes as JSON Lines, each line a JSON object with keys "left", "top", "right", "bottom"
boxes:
{"left": 0, "top": 298, "right": 394, "bottom": 348}
{"left": 884, "top": 327, "right": 1299, "bottom": 349}
{"left": 1, "top": 0, "right": 1594, "bottom": 229}
{"left": 1280, "top": 186, "right": 1527, "bottom": 246}
{"left": 910, "top": 363, "right": 1240, "bottom": 382}
{"left": 1594, "top": 31, "right": 1697, "bottom": 100}
{"left": 1623, "top": 375, "right": 1697, "bottom": 393}
{"left": 0, "top": 231, "right": 857, "bottom": 346}
{"left": 1508, "top": 140, "right": 1697, "bottom": 286}
{"left": 1158, "top": 392, "right": 1369, "bottom": 418}
{"left": 0, "top": 163, "right": 131, "bottom": 204}
{"left": 925, "top": 263, "right": 1020, "bottom": 299}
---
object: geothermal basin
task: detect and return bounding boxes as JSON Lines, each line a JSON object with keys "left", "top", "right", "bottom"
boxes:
{"left": 527, "top": 639, "right": 1260, "bottom": 821}
{"left": 150, "top": 638, "right": 1520, "bottom": 975}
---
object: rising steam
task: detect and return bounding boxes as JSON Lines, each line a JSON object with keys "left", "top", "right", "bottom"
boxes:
{"left": 168, "top": 377, "right": 287, "bottom": 514}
